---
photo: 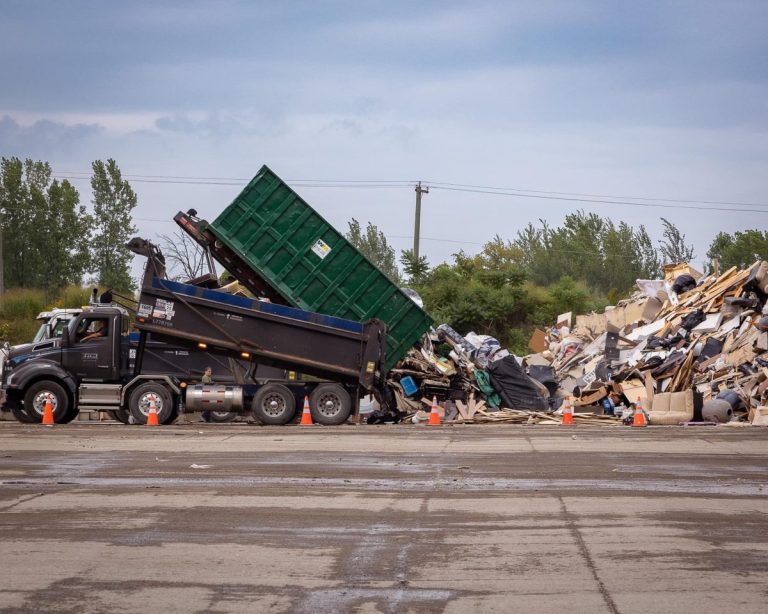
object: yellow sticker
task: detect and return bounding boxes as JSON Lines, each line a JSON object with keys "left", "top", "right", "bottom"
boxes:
{"left": 311, "top": 239, "right": 332, "bottom": 260}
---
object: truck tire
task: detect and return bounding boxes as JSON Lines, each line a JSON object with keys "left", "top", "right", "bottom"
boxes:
{"left": 12, "top": 406, "right": 36, "bottom": 424}
{"left": 208, "top": 411, "right": 237, "bottom": 423}
{"left": 162, "top": 404, "right": 179, "bottom": 425}
{"left": 59, "top": 402, "right": 80, "bottom": 424}
{"left": 23, "top": 380, "right": 70, "bottom": 423}
{"left": 252, "top": 384, "right": 296, "bottom": 425}
{"left": 309, "top": 384, "right": 351, "bottom": 425}
{"left": 128, "top": 382, "right": 173, "bottom": 425}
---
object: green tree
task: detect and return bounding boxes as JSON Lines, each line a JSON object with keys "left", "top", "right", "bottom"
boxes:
{"left": 346, "top": 218, "right": 401, "bottom": 283}
{"left": 400, "top": 249, "right": 430, "bottom": 285}
{"left": 707, "top": 230, "right": 768, "bottom": 270}
{"left": 658, "top": 217, "right": 695, "bottom": 264}
{"left": 40, "top": 178, "right": 93, "bottom": 288}
{"left": 411, "top": 246, "right": 536, "bottom": 351}
{"left": 512, "top": 211, "right": 662, "bottom": 295}
{"left": 90, "top": 159, "right": 137, "bottom": 291}
{"left": 0, "top": 157, "right": 92, "bottom": 291}
{"left": 0, "top": 158, "right": 47, "bottom": 287}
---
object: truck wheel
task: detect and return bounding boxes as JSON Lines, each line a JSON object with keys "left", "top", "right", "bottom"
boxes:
{"left": 309, "top": 384, "right": 351, "bottom": 425}
{"left": 23, "top": 381, "right": 70, "bottom": 423}
{"left": 108, "top": 409, "right": 131, "bottom": 424}
{"left": 128, "top": 383, "right": 173, "bottom": 425}
{"left": 208, "top": 411, "right": 237, "bottom": 423}
{"left": 59, "top": 401, "right": 80, "bottom": 424}
{"left": 252, "top": 384, "right": 296, "bottom": 425}
{"left": 162, "top": 404, "right": 179, "bottom": 425}
{"left": 12, "top": 406, "right": 36, "bottom": 424}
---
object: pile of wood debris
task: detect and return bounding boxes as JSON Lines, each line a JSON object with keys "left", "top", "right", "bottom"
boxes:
{"left": 379, "top": 260, "right": 768, "bottom": 426}
{"left": 532, "top": 261, "right": 768, "bottom": 425}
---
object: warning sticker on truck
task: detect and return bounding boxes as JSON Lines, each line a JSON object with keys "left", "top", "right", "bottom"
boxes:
{"left": 311, "top": 239, "right": 332, "bottom": 260}
{"left": 152, "top": 299, "right": 176, "bottom": 321}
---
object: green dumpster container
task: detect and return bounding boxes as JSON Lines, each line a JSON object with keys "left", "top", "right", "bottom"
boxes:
{"left": 206, "top": 165, "right": 433, "bottom": 371}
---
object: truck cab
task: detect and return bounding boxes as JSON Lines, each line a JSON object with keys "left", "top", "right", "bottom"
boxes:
{"left": 1, "top": 305, "right": 129, "bottom": 423}
{"left": 61, "top": 307, "right": 126, "bottom": 384}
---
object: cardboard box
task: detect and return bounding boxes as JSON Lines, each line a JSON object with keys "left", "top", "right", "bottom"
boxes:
{"left": 605, "top": 306, "right": 626, "bottom": 330}
{"left": 528, "top": 328, "right": 548, "bottom": 353}
{"left": 751, "top": 406, "right": 768, "bottom": 426}
{"left": 575, "top": 312, "right": 608, "bottom": 335}
{"left": 623, "top": 297, "right": 663, "bottom": 325}
{"left": 663, "top": 262, "right": 703, "bottom": 283}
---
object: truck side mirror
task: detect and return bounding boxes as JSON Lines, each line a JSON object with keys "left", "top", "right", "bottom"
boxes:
{"left": 60, "top": 324, "right": 70, "bottom": 346}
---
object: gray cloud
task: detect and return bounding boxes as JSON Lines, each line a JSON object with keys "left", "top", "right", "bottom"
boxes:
{"left": 0, "top": 115, "right": 102, "bottom": 158}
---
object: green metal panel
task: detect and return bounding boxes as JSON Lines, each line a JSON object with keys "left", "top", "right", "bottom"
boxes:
{"left": 206, "top": 165, "right": 433, "bottom": 370}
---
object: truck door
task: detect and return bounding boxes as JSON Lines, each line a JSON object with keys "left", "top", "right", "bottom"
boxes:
{"left": 63, "top": 314, "right": 119, "bottom": 382}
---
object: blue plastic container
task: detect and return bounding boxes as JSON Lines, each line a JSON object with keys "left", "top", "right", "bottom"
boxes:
{"left": 400, "top": 376, "right": 418, "bottom": 397}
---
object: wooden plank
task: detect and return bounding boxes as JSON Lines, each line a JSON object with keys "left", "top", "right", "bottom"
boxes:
{"left": 455, "top": 399, "right": 469, "bottom": 420}
{"left": 467, "top": 392, "right": 478, "bottom": 419}
{"left": 644, "top": 370, "right": 655, "bottom": 405}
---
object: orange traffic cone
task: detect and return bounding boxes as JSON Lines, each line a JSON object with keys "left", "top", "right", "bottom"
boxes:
{"left": 632, "top": 396, "right": 646, "bottom": 427}
{"left": 300, "top": 395, "right": 314, "bottom": 426}
{"left": 146, "top": 395, "right": 159, "bottom": 426}
{"left": 42, "top": 396, "right": 55, "bottom": 426}
{"left": 561, "top": 395, "right": 574, "bottom": 426}
{"left": 428, "top": 396, "right": 441, "bottom": 425}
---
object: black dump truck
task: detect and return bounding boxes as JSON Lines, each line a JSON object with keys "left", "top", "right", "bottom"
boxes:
{"left": 0, "top": 238, "right": 387, "bottom": 425}
{"left": 1, "top": 167, "right": 435, "bottom": 426}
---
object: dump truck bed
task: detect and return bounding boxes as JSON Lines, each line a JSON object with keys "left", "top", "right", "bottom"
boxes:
{"left": 136, "top": 278, "right": 386, "bottom": 390}
{"left": 175, "top": 165, "right": 433, "bottom": 371}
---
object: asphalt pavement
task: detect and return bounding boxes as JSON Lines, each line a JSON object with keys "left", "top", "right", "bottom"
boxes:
{"left": 1, "top": 422, "right": 767, "bottom": 613}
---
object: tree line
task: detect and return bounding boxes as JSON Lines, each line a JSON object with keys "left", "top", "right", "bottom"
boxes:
{"left": 348, "top": 212, "right": 768, "bottom": 354}
{"left": 0, "top": 157, "right": 137, "bottom": 294}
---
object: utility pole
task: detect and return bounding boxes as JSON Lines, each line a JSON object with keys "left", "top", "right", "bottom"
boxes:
{"left": 413, "top": 181, "right": 429, "bottom": 260}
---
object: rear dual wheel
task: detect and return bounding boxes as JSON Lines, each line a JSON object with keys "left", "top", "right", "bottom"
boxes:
{"left": 252, "top": 384, "right": 296, "bottom": 425}
{"left": 309, "top": 384, "right": 352, "bottom": 426}
{"left": 207, "top": 411, "right": 237, "bottom": 423}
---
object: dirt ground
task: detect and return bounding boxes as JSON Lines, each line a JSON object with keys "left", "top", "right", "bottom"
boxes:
{"left": 1, "top": 421, "right": 767, "bottom": 613}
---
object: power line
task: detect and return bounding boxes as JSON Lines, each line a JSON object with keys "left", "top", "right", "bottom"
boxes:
{"left": 422, "top": 180, "right": 768, "bottom": 209}
{"left": 51, "top": 170, "right": 767, "bottom": 208}
{"left": 52, "top": 173, "right": 768, "bottom": 214}
{"left": 428, "top": 185, "right": 768, "bottom": 214}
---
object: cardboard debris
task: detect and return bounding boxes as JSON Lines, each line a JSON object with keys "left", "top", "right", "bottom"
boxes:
{"left": 525, "top": 260, "right": 768, "bottom": 425}
{"left": 383, "top": 259, "right": 768, "bottom": 428}
{"left": 528, "top": 328, "right": 548, "bottom": 353}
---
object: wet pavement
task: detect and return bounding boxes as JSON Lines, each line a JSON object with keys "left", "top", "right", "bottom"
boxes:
{"left": 1, "top": 422, "right": 767, "bottom": 613}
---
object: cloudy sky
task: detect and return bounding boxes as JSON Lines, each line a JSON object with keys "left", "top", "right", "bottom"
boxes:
{"left": 1, "top": 0, "right": 767, "bottom": 277}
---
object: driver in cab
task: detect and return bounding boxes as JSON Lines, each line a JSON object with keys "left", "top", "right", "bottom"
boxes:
{"left": 80, "top": 320, "right": 108, "bottom": 343}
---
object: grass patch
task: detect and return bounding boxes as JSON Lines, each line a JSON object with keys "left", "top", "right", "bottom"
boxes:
{"left": 0, "top": 285, "right": 98, "bottom": 344}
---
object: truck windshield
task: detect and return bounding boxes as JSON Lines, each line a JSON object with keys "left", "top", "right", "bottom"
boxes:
{"left": 32, "top": 323, "right": 48, "bottom": 343}
{"left": 33, "top": 316, "right": 76, "bottom": 343}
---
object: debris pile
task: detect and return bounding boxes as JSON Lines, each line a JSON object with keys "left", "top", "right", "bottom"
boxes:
{"left": 384, "top": 260, "right": 768, "bottom": 427}
{"left": 534, "top": 261, "right": 768, "bottom": 425}
{"left": 381, "top": 321, "right": 573, "bottom": 424}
